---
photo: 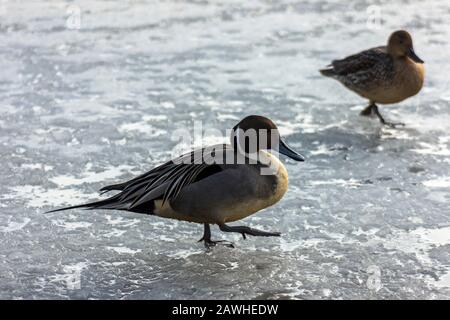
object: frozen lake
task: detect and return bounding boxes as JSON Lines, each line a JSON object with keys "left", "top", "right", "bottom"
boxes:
{"left": 1, "top": 0, "right": 450, "bottom": 299}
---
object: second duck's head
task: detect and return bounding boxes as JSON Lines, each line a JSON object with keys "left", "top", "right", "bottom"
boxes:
{"left": 387, "top": 30, "right": 424, "bottom": 64}
{"left": 231, "top": 115, "right": 305, "bottom": 162}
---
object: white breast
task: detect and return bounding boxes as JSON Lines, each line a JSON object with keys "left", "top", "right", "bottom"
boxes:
{"left": 220, "top": 151, "right": 289, "bottom": 223}
{"left": 258, "top": 151, "right": 289, "bottom": 205}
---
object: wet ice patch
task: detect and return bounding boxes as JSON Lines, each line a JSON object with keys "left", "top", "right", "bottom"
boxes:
{"left": 434, "top": 271, "right": 450, "bottom": 288}
{"left": 160, "top": 235, "right": 176, "bottom": 242}
{"left": 166, "top": 248, "right": 204, "bottom": 259}
{"left": 217, "top": 113, "right": 240, "bottom": 121}
{"left": 52, "top": 220, "right": 92, "bottom": 231}
{"left": 380, "top": 128, "right": 415, "bottom": 141}
{"left": 381, "top": 226, "right": 450, "bottom": 264}
{"left": 426, "top": 191, "right": 450, "bottom": 203}
{"left": 423, "top": 177, "right": 450, "bottom": 188}
{"left": 143, "top": 115, "right": 168, "bottom": 121}
{"left": 118, "top": 121, "right": 167, "bottom": 137}
{"left": 310, "top": 178, "right": 363, "bottom": 188}
{"left": 293, "top": 113, "right": 347, "bottom": 134}
{"left": 0, "top": 218, "right": 31, "bottom": 232}
{"left": 106, "top": 246, "right": 141, "bottom": 255}
{"left": 2, "top": 185, "right": 94, "bottom": 208}
{"left": 105, "top": 215, "right": 141, "bottom": 227}
{"left": 407, "top": 114, "right": 450, "bottom": 134}
{"left": 114, "top": 108, "right": 167, "bottom": 137}
{"left": 103, "top": 229, "right": 127, "bottom": 238}
{"left": 21, "top": 163, "right": 54, "bottom": 171}
{"left": 277, "top": 119, "right": 304, "bottom": 136}
{"left": 310, "top": 144, "right": 338, "bottom": 156}
{"left": 160, "top": 101, "right": 175, "bottom": 109}
{"left": 47, "top": 262, "right": 89, "bottom": 291}
{"left": 50, "top": 163, "right": 135, "bottom": 187}
{"left": 408, "top": 216, "right": 424, "bottom": 224}
{"left": 412, "top": 140, "right": 450, "bottom": 156}
{"left": 50, "top": 100, "right": 125, "bottom": 122}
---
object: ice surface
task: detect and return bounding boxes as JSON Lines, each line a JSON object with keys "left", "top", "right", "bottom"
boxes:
{"left": 1, "top": 0, "right": 450, "bottom": 299}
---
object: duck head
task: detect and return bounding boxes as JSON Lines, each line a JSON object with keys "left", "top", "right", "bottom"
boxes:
{"left": 231, "top": 115, "right": 305, "bottom": 161}
{"left": 387, "top": 30, "right": 424, "bottom": 64}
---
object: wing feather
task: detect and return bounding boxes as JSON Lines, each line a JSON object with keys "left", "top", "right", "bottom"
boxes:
{"left": 101, "top": 144, "right": 230, "bottom": 211}
{"left": 326, "top": 46, "right": 395, "bottom": 92}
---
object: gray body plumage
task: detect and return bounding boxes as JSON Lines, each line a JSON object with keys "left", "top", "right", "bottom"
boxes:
{"left": 49, "top": 144, "right": 282, "bottom": 225}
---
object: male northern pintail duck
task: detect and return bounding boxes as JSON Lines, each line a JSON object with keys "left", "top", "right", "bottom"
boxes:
{"left": 320, "top": 30, "right": 425, "bottom": 127}
{"left": 47, "top": 115, "right": 305, "bottom": 248}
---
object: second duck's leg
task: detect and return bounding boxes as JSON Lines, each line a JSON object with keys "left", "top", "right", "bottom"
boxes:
{"left": 198, "top": 224, "right": 234, "bottom": 248}
{"left": 219, "top": 224, "right": 281, "bottom": 240}
{"left": 360, "top": 102, "right": 375, "bottom": 116}
{"left": 371, "top": 104, "right": 405, "bottom": 128}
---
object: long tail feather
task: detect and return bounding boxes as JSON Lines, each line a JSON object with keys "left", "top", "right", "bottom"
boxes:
{"left": 99, "top": 183, "right": 127, "bottom": 194}
{"left": 44, "top": 197, "right": 119, "bottom": 213}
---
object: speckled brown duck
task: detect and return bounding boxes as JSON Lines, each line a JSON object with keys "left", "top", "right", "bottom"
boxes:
{"left": 320, "top": 30, "right": 425, "bottom": 127}
{"left": 47, "top": 115, "right": 305, "bottom": 248}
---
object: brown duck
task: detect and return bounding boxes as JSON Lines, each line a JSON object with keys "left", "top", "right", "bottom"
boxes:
{"left": 320, "top": 30, "right": 425, "bottom": 127}
{"left": 47, "top": 115, "right": 305, "bottom": 248}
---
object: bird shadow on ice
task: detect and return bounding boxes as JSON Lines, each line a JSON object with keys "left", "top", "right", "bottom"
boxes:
{"left": 287, "top": 121, "right": 423, "bottom": 161}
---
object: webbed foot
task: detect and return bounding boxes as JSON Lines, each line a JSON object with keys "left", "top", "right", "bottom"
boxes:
{"left": 218, "top": 224, "right": 281, "bottom": 239}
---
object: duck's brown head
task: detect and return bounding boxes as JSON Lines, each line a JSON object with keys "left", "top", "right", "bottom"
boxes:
{"left": 387, "top": 30, "right": 424, "bottom": 63}
{"left": 231, "top": 115, "right": 304, "bottom": 161}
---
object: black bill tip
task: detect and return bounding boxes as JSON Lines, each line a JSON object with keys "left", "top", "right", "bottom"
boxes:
{"left": 278, "top": 138, "right": 305, "bottom": 162}
{"left": 408, "top": 48, "right": 424, "bottom": 64}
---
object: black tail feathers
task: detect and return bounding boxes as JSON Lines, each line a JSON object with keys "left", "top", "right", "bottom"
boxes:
{"left": 44, "top": 197, "right": 119, "bottom": 214}
{"left": 44, "top": 193, "right": 154, "bottom": 215}
{"left": 99, "top": 182, "right": 127, "bottom": 195}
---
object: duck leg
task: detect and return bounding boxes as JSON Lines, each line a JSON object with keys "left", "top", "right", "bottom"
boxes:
{"left": 218, "top": 223, "right": 281, "bottom": 240}
{"left": 361, "top": 102, "right": 405, "bottom": 128}
{"left": 360, "top": 103, "right": 374, "bottom": 116}
{"left": 198, "top": 224, "right": 235, "bottom": 249}
{"left": 371, "top": 104, "right": 405, "bottom": 128}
